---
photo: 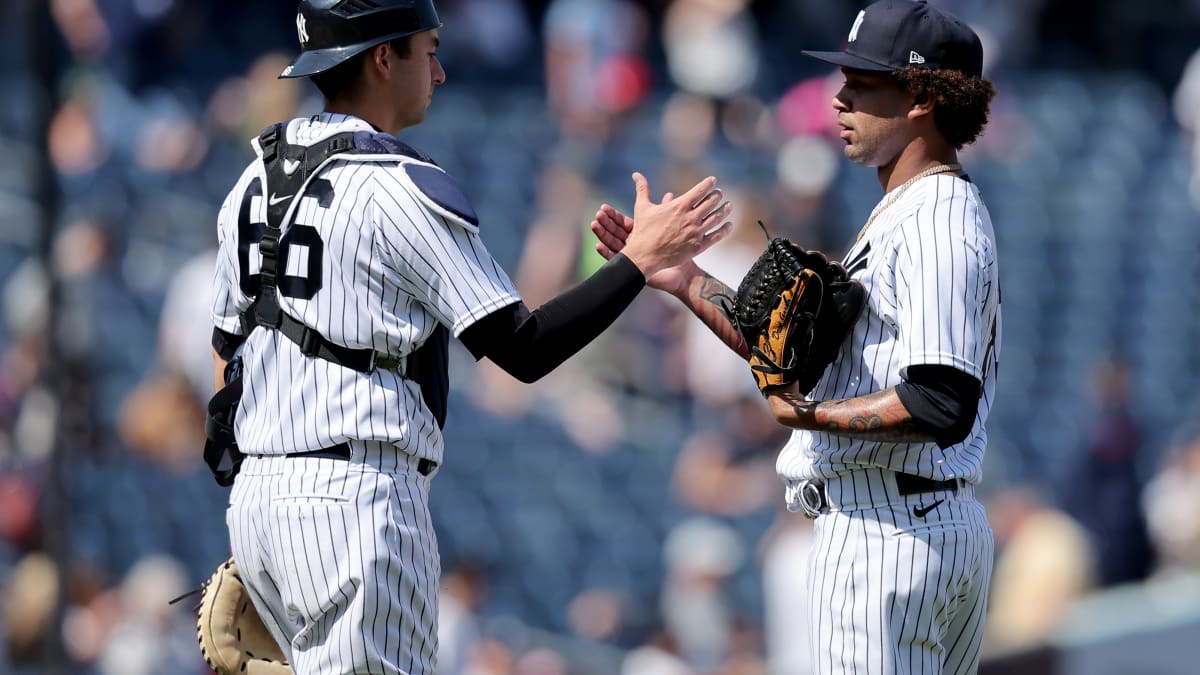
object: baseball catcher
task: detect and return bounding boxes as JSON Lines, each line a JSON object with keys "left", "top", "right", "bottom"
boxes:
{"left": 196, "top": 559, "right": 291, "bottom": 675}
{"left": 729, "top": 229, "right": 865, "bottom": 395}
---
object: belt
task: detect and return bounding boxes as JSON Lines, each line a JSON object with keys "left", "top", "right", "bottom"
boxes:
{"left": 894, "top": 473, "right": 960, "bottom": 496}
{"left": 287, "top": 443, "right": 437, "bottom": 476}
{"left": 796, "top": 472, "right": 963, "bottom": 518}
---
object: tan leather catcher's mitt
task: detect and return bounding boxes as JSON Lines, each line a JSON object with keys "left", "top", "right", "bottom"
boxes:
{"left": 197, "top": 558, "right": 291, "bottom": 675}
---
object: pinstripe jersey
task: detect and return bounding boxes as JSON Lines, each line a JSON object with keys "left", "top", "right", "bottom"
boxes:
{"left": 777, "top": 174, "right": 1001, "bottom": 486}
{"left": 211, "top": 113, "right": 520, "bottom": 464}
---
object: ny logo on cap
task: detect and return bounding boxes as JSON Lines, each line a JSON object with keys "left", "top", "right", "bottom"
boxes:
{"left": 296, "top": 12, "right": 310, "bottom": 45}
{"left": 909, "top": 51, "right": 926, "bottom": 64}
{"left": 847, "top": 10, "right": 866, "bottom": 42}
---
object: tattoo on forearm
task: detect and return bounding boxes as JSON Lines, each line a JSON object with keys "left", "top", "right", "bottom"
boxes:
{"left": 846, "top": 414, "right": 883, "bottom": 431}
{"left": 693, "top": 273, "right": 748, "bottom": 357}
{"left": 791, "top": 390, "right": 934, "bottom": 443}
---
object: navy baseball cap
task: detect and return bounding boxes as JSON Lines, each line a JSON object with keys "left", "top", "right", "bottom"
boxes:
{"left": 803, "top": 0, "right": 983, "bottom": 78}
{"left": 281, "top": 0, "right": 442, "bottom": 79}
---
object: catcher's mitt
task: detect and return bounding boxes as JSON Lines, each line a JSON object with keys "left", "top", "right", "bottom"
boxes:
{"left": 730, "top": 234, "right": 865, "bottom": 395}
{"left": 197, "top": 558, "right": 291, "bottom": 675}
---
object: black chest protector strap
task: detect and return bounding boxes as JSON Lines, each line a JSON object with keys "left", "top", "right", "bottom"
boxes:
{"left": 235, "top": 123, "right": 449, "bottom": 428}
{"left": 240, "top": 124, "right": 402, "bottom": 373}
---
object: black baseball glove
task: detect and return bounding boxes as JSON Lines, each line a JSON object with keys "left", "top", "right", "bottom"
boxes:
{"left": 729, "top": 234, "right": 865, "bottom": 395}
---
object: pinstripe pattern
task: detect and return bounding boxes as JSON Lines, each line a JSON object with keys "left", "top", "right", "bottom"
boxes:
{"left": 805, "top": 474, "right": 993, "bottom": 675}
{"left": 211, "top": 114, "right": 519, "bottom": 463}
{"left": 777, "top": 174, "right": 1000, "bottom": 484}
{"left": 777, "top": 174, "right": 1000, "bottom": 674}
{"left": 212, "top": 114, "right": 520, "bottom": 674}
{"left": 227, "top": 447, "right": 440, "bottom": 674}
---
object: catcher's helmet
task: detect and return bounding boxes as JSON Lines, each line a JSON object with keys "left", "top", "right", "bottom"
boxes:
{"left": 280, "top": 0, "right": 442, "bottom": 79}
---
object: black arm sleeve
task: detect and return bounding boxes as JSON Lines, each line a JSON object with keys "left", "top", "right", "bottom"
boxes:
{"left": 458, "top": 253, "right": 645, "bottom": 383}
{"left": 212, "top": 327, "right": 247, "bottom": 360}
{"left": 895, "top": 364, "right": 982, "bottom": 449}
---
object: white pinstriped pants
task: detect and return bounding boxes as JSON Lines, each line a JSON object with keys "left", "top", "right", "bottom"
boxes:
{"left": 801, "top": 468, "right": 994, "bottom": 675}
{"left": 227, "top": 447, "right": 440, "bottom": 675}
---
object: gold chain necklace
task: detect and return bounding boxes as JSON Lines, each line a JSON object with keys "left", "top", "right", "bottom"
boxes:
{"left": 855, "top": 163, "right": 962, "bottom": 242}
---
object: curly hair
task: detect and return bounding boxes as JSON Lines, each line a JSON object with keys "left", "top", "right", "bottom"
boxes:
{"left": 895, "top": 67, "right": 996, "bottom": 149}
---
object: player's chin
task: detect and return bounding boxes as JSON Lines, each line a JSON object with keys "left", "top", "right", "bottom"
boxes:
{"left": 842, "top": 143, "right": 878, "bottom": 166}
{"left": 405, "top": 108, "right": 430, "bottom": 127}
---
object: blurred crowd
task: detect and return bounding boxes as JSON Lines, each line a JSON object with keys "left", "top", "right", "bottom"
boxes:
{"left": 2, "top": 0, "right": 1200, "bottom": 673}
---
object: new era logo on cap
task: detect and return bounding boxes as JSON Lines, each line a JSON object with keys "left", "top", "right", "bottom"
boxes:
{"left": 803, "top": 0, "right": 984, "bottom": 78}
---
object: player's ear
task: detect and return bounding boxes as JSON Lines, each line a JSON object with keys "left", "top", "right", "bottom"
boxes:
{"left": 367, "top": 43, "right": 391, "bottom": 78}
{"left": 909, "top": 89, "right": 935, "bottom": 119}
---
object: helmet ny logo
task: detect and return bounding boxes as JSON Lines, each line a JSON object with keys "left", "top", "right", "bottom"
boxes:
{"left": 847, "top": 10, "right": 865, "bottom": 42}
{"left": 296, "top": 12, "right": 310, "bottom": 45}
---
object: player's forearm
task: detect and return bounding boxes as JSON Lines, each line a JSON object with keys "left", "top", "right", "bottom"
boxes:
{"left": 672, "top": 268, "right": 749, "bottom": 359}
{"left": 767, "top": 386, "right": 936, "bottom": 443}
{"left": 462, "top": 253, "right": 646, "bottom": 383}
{"left": 213, "top": 348, "right": 230, "bottom": 393}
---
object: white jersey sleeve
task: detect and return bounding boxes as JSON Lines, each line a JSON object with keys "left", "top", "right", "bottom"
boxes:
{"left": 372, "top": 166, "right": 520, "bottom": 338}
{"left": 891, "top": 185, "right": 998, "bottom": 380}
{"left": 211, "top": 162, "right": 264, "bottom": 338}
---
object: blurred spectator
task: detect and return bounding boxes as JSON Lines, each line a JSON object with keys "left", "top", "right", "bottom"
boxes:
{"left": 155, "top": 249, "right": 217, "bottom": 403}
{"left": 512, "top": 647, "right": 567, "bottom": 675}
{"left": 50, "top": 0, "right": 110, "bottom": 62}
{"left": 48, "top": 95, "right": 109, "bottom": 177}
{"left": 662, "top": 0, "right": 760, "bottom": 100}
{"left": 94, "top": 555, "right": 198, "bottom": 675}
{"left": 60, "top": 561, "right": 114, "bottom": 673}
{"left": 543, "top": 0, "right": 652, "bottom": 141}
{"left": 439, "top": 0, "right": 533, "bottom": 78}
{"left": 768, "top": 135, "right": 840, "bottom": 249}
{"left": 660, "top": 91, "right": 719, "bottom": 168}
{"left": 660, "top": 516, "right": 745, "bottom": 670}
{"left": 775, "top": 73, "right": 843, "bottom": 142}
{"left": 117, "top": 246, "right": 215, "bottom": 470}
{"left": 1057, "top": 355, "right": 1156, "bottom": 586}
{"left": 670, "top": 418, "right": 778, "bottom": 518}
{"left": 206, "top": 51, "right": 305, "bottom": 147}
{"left": 1142, "top": 421, "right": 1200, "bottom": 574}
{"left": 116, "top": 369, "right": 206, "bottom": 473}
{"left": 439, "top": 562, "right": 489, "bottom": 675}
{"left": 719, "top": 617, "right": 768, "bottom": 675}
{"left": 566, "top": 587, "right": 624, "bottom": 643}
{"left": 758, "top": 508, "right": 815, "bottom": 675}
{"left": 621, "top": 625, "right": 690, "bottom": 675}
{"left": 1173, "top": 44, "right": 1200, "bottom": 207}
{"left": 460, "top": 637, "right": 515, "bottom": 675}
{"left": 0, "top": 472, "right": 39, "bottom": 557}
{"left": 982, "top": 486, "right": 1095, "bottom": 657}
{"left": 513, "top": 160, "right": 611, "bottom": 309}
{"left": 0, "top": 332, "right": 51, "bottom": 466}
{"left": 1, "top": 552, "right": 59, "bottom": 671}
